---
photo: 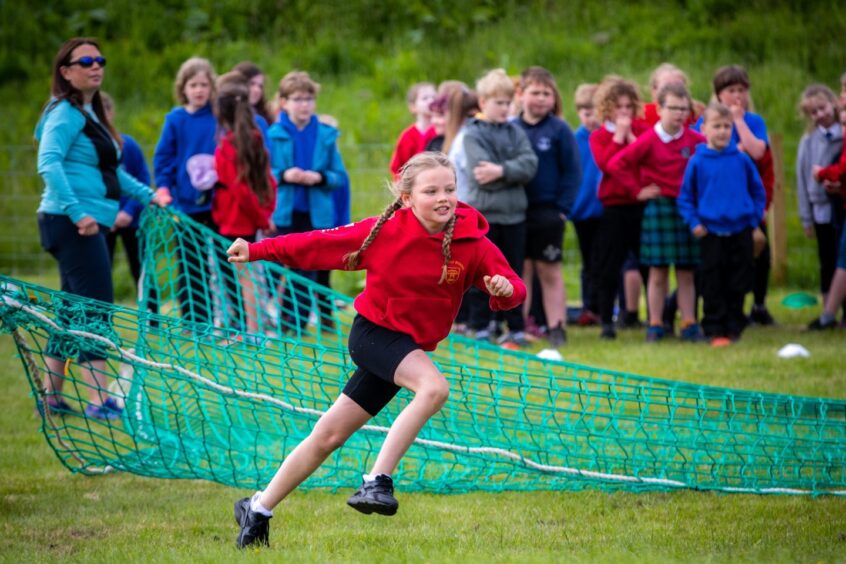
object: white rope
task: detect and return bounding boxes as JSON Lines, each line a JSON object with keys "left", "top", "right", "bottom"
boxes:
{"left": 4, "top": 294, "right": 845, "bottom": 496}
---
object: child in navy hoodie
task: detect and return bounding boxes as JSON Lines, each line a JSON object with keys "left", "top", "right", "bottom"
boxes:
{"left": 677, "top": 103, "right": 766, "bottom": 345}
{"left": 515, "top": 66, "right": 581, "bottom": 347}
{"left": 153, "top": 57, "right": 218, "bottom": 326}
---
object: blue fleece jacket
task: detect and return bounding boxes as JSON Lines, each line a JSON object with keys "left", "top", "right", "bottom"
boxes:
{"left": 268, "top": 115, "right": 347, "bottom": 229}
{"left": 677, "top": 145, "right": 766, "bottom": 235}
{"left": 118, "top": 133, "right": 151, "bottom": 229}
{"left": 153, "top": 104, "right": 217, "bottom": 214}
{"left": 35, "top": 99, "right": 153, "bottom": 227}
{"left": 570, "top": 125, "right": 603, "bottom": 221}
{"left": 515, "top": 113, "right": 581, "bottom": 216}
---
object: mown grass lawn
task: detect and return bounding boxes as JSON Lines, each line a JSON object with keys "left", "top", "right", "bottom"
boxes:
{"left": 1, "top": 271, "right": 844, "bottom": 562}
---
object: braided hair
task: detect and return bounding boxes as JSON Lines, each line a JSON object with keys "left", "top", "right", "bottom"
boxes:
{"left": 344, "top": 152, "right": 457, "bottom": 285}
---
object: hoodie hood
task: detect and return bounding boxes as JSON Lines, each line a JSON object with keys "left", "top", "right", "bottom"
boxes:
{"left": 695, "top": 144, "right": 739, "bottom": 159}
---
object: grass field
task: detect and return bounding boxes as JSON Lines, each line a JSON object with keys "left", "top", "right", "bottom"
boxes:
{"left": 1, "top": 270, "right": 845, "bottom": 562}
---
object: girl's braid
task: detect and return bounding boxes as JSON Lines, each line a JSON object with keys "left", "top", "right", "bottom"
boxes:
{"left": 437, "top": 214, "right": 457, "bottom": 284}
{"left": 344, "top": 198, "right": 403, "bottom": 270}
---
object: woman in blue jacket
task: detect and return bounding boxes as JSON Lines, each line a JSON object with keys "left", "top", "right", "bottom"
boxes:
{"left": 35, "top": 38, "right": 168, "bottom": 420}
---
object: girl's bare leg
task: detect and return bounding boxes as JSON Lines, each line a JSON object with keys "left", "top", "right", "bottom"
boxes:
{"left": 369, "top": 350, "right": 449, "bottom": 476}
{"left": 259, "top": 394, "right": 371, "bottom": 509}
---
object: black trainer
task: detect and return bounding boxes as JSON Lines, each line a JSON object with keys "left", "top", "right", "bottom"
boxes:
{"left": 749, "top": 305, "right": 776, "bottom": 326}
{"left": 547, "top": 324, "right": 567, "bottom": 347}
{"left": 346, "top": 474, "right": 399, "bottom": 516}
{"left": 806, "top": 316, "right": 837, "bottom": 331}
{"left": 234, "top": 496, "right": 271, "bottom": 549}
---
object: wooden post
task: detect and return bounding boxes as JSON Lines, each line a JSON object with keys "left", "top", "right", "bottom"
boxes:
{"left": 769, "top": 135, "right": 788, "bottom": 285}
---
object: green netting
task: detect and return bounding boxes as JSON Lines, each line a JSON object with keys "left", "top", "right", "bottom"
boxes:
{"left": 1, "top": 207, "right": 845, "bottom": 496}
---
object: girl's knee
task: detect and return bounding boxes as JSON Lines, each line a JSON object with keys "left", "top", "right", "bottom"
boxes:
{"left": 419, "top": 379, "right": 450, "bottom": 411}
{"left": 309, "top": 428, "right": 349, "bottom": 455}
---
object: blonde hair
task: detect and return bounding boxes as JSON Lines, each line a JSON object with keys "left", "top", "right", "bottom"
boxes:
{"left": 278, "top": 70, "right": 320, "bottom": 99}
{"left": 574, "top": 84, "right": 597, "bottom": 108}
{"left": 344, "top": 152, "right": 457, "bottom": 284}
{"left": 649, "top": 63, "right": 689, "bottom": 91}
{"left": 174, "top": 57, "right": 217, "bottom": 105}
{"left": 799, "top": 84, "right": 839, "bottom": 131}
{"left": 476, "top": 68, "right": 514, "bottom": 100}
{"left": 593, "top": 75, "right": 642, "bottom": 122}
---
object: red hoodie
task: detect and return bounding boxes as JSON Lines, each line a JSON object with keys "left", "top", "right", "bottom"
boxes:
{"left": 248, "top": 203, "right": 526, "bottom": 350}
{"left": 589, "top": 119, "right": 651, "bottom": 206}
{"left": 212, "top": 132, "right": 277, "bottom": 237}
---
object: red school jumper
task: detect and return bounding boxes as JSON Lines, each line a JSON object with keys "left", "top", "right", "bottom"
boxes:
{"left": 608, "top": 126, "right": 706, "bottom": 200}
{"left": 248, "top": 202, "right": 527, "bottom": 350}
{"left": 389, "top": 124, "right": 437, "bottom": 178}
{"left": 212, "top": 132, "right": 277, "bottom": 237}
{"left": 589, "top": 119, "right": 651, "bottom": 206}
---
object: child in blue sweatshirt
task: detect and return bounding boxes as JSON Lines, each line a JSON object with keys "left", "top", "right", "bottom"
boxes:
{"left": 153, "top": 57, "right": 218, "bottom": 326}
{"left": 677, "top": 103, "right": 766, "bottom": 345}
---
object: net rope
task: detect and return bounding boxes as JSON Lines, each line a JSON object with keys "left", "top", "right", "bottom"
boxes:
{"left": 1, "top": 207, "right": 844, "bottom": 496}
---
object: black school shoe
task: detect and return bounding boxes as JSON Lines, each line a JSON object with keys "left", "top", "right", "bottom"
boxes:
{"left": 347, "top": 474, "right": 399, "bottom": 516}
{"left": 234, "top": 497, "right": 271, "bottom": 549}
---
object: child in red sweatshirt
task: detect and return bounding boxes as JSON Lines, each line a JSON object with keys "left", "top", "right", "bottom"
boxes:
{"left": 608, "top": 83, "right": 705, "bottom": 342}
{"left": 212, "top": 73, "right": 277, "bottom": 335}
{"left": 389, "top": 82, "right": 437, "bottom": 178}
{"left": 226, "top": 152, "right": 525, "bottom": 549}
{"left": 589, "top": 75, "right": 651, "bottom": 339}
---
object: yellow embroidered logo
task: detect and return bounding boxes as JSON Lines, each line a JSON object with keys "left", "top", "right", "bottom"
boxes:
{"left": 445, "top": 260, "right": 464, "bottom": 284}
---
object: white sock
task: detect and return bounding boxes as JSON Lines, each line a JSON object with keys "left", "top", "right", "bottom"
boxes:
{"left": 362, "top": 473, "right": 390, "bottom": 482}
{"left": 250, "top": 491, "right": 273, "bottom": 517}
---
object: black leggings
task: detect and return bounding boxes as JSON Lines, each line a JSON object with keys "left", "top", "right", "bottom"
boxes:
{"left": 38, "top": 213, "right": 113, "bottom": 362}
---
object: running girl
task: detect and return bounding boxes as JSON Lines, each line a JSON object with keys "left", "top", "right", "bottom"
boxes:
{"left": 226, "top": 151, "right": 526, "bottom": 548}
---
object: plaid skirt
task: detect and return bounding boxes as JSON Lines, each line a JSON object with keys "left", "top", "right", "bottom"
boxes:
{"left": 640, "top": 197, "right": 700, "bottom": 267}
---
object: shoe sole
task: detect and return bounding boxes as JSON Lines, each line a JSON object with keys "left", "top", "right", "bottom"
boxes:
{"left": 346, "top": 496, "right": 398, "bottom": 516}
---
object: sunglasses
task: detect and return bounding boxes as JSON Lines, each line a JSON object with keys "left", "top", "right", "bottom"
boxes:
{"left": 67, "top": 56, "right": 107, "bottom": 68}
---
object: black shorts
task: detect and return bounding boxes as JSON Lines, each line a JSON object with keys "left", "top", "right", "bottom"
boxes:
{"left": 343, "top": 314, "right": 419, "bottom": 416}
{"left": 526, "top": 206, "right": 565, "bottom": 262}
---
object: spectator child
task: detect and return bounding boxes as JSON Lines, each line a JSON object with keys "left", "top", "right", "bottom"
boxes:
{"left": 589, "top": 75, "right": 651, "bottom": 339}
{"left": 227, "top": 153, "right": 525, "bottom": 548}
{"left": 609, "top": 83, "right": 706, "bottom": 342}
{"left": 425, "top": 94, "right": 448, "bottom": 152}
{"left": 643, "top": 63, "right": 703, "bottom": 126}
{"left": 796, "top": 85, "right": 843, "bottom": 311}
{"left": 694, "top": 65, "right": 775, "bottom": 325}
{"left": 444, "top": 85, "right": 479, "bottom": 201}
{"left": 212, "top": 73, "right": 277, "bottom": 334}
{"left": 570, "top": 83, "right": 603, "bottom": 326}
{"left": 153, "top": 56, "right": 218, "bottom": 326}
{"left": 463, "top": 68, "right": 539, "bottom": 347}
{"left": 677, "top": 103, "right": 766, "bottom": 345}
{"left": 388, "top": 82, "right": 436, "bottom": 177}
{"left": 232, "top": 61, "right": 272, "bottom": 147}
{"left": 808, "top": 104, "right": 846, "bottom": 329}
{"left": 268, "top": 71, "right": 348, "bottom": 332}
{"left": 515, "top": 66, "right": 581, "bottom": 347}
